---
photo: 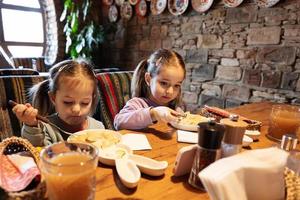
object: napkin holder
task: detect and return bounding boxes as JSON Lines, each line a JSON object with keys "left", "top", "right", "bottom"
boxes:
{"left": 0, "top": 137, "right": 46, "bottom": 200}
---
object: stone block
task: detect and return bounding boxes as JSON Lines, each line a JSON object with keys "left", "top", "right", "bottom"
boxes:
{"left": 236, "top": 49, "right": 257, "bottom": 59}
{"left": 261, "top": 71, "right": 281, "bottom": 88}
{"left": 225, "top": 6, "right": 257, "bottom": 24}
{"left": 284, "top": 25, "right": 300, "bottom": 37}
{"left": 225, "top": 99, "right": 243, "bottom": 108}
{"left": 181, "top": 22, "right": 202, "bottom": 34}
{"left": 220, "top": 58, "right": 239, "bottom": 67}
{"left": 243, "top": 69, "right": 261, "bottom": 86}
{"left": 222, "top": 84, "right": 250, "bottom": 102}
{"left": 182, "top": 91, "right": 199, "bottom": 104}
{"left": 297, "top": 79, "right": 300, "bottom": 92}
{"left": 210, "top": 49, "right": 235, "bottom": 58}
{"left": 161, "top": 25, "right": 168, "bottom": 37}
{"left": 193, "top": 64, "right": 216, "bottom": 81}
{"left": 247, "top": 27, "right": 281, "bottom": 45}
{"left": 199, "top": 94, "right": 225, "bottom": 108}
{"left": 216, "top": 65, "right": 242, "bottom": 81}
{"left": 162, "top": 38, "right": 173, "bottom": 49}
{"left": 256, "top": 47, "right": 296, "bottom": 65}
{"left": 197, "top": 35, "right": 223, "bottom": 49}
{"left": 186, "top": 49, "right": 208, "bottom": 63}
{"left": 150, "top": 25, "right": 161, "bottom": 39}
{"left": 281, "top": 72, "right": 299, "bottom": 90}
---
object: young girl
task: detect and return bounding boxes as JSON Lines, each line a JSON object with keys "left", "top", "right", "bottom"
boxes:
{"left": 114, "top": 49, "right": 186, "bottom": 130}
{"left": 12, "top": 59, "right": 104, "bottom": 146}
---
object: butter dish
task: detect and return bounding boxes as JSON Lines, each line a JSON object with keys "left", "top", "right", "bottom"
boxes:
{"left": 128, "top": 154, "right": 168, "bottom": 176}
{"left": 115, "top": 158, "right": 141, "bottom": 188}
{"left": 245, "top": 130, "right": 261, "bottom": 141}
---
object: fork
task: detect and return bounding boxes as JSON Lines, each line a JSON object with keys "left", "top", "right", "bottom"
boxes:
{"left": 8, "top": 100, "right": 73, "bottom": 135}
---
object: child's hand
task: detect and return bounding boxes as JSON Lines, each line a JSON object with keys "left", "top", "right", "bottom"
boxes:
{"left": 150, "top": 106, "right": 184, "bottom": 123}
{"left": 12, "top": 103, "right": 38, "bottom": 127}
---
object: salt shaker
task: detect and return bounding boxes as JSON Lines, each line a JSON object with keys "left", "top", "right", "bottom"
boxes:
{"left": 280, "top": 134, "right": 298, "bottom": 151}
{"left": 220, "top": 114, "right": 248, "bottom": 158}
{"left": 188, "top": 120, "right": 225, "bottom": 190}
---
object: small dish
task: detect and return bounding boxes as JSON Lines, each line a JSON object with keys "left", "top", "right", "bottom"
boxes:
{"left": 168, "top": 0, "right": 189, "bottom": 16}
{"left": 128, "top": 154, "right": 168, "bottom": 176}
{"left": 108, "top": 4, "right": 119, "bottom": 23}
{"left": 136, "top": 0, "right": 147, "bottom": 17}
{"left": 191, "top": 0, "right": 214, "bottom": 13}
{"left": 223, "top": 0, "right": 244, "bottom": 7}
{"left": 254, "top": 0, "right": 281, "bottom": 8}
{"left": 120, "top": 1, "right": 133, "bottom": 20}
{"left": 242, "top": 135, "right": 253, "bottom": 147}
{"left": 245, "top": 130, "right": 261, "bottom": 141}
{"left": 103, "top": 0, "right": 114, "bottom": 6}
{"left": 150, "top": 0, "right": 167, "bottom": 15}
{"left": 98, "top": 143, "right": 133, "bottom": 166}
{"left": 115, "top": 158, "right": 141, "bottom": 188}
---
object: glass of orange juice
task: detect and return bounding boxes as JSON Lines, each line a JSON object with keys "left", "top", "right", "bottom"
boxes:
{"left": 40, "top": 142, "right": 98, "bottom": 200}
{"left": 267, "top": 105, "right": 300, "bottom": 142}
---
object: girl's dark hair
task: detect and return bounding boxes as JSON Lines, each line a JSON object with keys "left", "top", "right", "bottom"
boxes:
{"left": 131, "top": 49, "right": 186, "bottom": 108}
{"left": 30, "top": 59, "right": 99, "bottom": 116}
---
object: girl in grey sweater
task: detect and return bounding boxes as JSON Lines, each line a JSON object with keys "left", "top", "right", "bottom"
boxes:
{"left": 12, "top": 59, "right": 104, "bottom": 146}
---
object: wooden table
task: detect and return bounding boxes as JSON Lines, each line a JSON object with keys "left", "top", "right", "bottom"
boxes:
{"left": 95, "top": 101, "right": 296, "bottom": 200}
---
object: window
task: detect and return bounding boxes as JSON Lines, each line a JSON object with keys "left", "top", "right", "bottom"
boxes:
{"left": 0, "top": 0, "right": 45, "bottom": 60}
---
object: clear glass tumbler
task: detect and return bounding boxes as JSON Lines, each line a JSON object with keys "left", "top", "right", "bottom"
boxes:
{"left": 267, "top": 105, "right": 300, "bottom": 142}
{"left": 40, "top": 142, "right": 98, "bottom": 200}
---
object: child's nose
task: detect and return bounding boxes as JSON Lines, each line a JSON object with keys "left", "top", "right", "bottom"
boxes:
{"left": 166, "top": 86, "right": 174, "bottom": 94}
{"left": 71, "top": 104, "right": 81, "bottom": 114}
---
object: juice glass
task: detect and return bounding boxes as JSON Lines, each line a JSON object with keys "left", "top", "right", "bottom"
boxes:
{"left": 267, "top": 105, "right": 300, "bottom": 142}
{"left": 40, "top": 142, "right": 98, "bottom": 200}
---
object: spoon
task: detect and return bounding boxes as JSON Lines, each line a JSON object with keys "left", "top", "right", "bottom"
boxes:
{"left": 8, "top": 100, "right": 73, "bottom": 135}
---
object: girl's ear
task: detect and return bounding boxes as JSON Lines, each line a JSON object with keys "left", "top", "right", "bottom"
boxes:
{"left": 145, "top": 72, "right": 151, "bottom": 86}
{"left": 48, "top": 92, "right": 56, "bottom": 105}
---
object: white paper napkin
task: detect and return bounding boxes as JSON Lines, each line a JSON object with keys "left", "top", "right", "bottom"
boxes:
{"left": 121, "top": 133, "right": 152, "bottom": 150}
{"left": 177, "top": 130, "right": 198, "bottom": 143}
{"left": 199, "top": 147, "right": 289, "bottom": 200}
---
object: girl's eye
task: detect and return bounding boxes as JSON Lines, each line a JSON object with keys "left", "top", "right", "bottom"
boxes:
{"left": 63, "top": 101, "right": 73, "bottom": 105}
{"left": 174, "top": 84, "right": 181, "bottom": 89}
{"left": 81, "top": 102, "right": 90, "bottom": 106}
{"left": 160, "top": 81, "right": 169, "bottom": 87}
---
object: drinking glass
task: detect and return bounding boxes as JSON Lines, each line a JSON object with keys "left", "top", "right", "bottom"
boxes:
{"left": 267, "top": 105, "right": 300, "bottom": 142}
{"left": 40, "top": 142, "right": 98, "bottom": 200}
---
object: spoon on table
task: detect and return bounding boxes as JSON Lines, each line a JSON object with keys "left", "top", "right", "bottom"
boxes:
{"left": 8, "top": 100, "right": 73, "bottom": 135}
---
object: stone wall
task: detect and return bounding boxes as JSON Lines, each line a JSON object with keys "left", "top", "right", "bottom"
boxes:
{"left": 100, "top": 0, "right": 300, "bottom": 111}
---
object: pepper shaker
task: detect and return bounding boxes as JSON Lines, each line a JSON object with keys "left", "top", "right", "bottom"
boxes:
{"left": 188, "top": 120, "right": 225, "bottom": 190}
{"left": 220, "top": 114, "right": 248, "bottom": 158}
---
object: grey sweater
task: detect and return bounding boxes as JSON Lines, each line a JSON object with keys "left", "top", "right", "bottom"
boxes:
{"left": 21, "top": 113, "right": 105, "bottom": 146}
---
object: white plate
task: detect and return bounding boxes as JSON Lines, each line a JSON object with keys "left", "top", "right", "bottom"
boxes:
{"left": 170, "top": 113, "right": 210, "bottom": 132}
{"left": 151, "top": 0, "right": 167, "bottom": 15}
{"left": 67, "top": 129, "right": 122, "bottom": 150}
{"left": 254, "top": 0, "right": 281, "bottom": 8}
{"left": 168, "top": 0, "right": 189, "bottom": 16}
{"left": 192, "top": 0, "right": 214, "bottom": 13}
{"left": 108, "top": 4, "right": 119, "bottom": 23}
{"left": 115, "top": 158, "right": 141, "bottom": 188}
{"left": 223, "top": 0, "right": 244, "bottom": 7}
{"left": 120, "top": 1, "right": 133, "bottom": 20}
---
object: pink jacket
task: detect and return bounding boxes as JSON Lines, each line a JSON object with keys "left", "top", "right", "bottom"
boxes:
{"left": 114, "top": 97, "right": 159, "bottom": 130}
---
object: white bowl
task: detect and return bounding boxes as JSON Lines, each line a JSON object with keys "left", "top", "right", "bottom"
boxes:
{"left": 242, "top": 135, "right": 253, "bottom": 147}
{"left": 98, "top": 143, "right": 132, "bottom": 166}
{"left": 115, "top": 158, "right": 141, "bottom": 188}
{"left": 245, "top": 130, "right": 261, "bottom": 141}
{"left": 128, "top": 154, "right": 168, "bottom": 176}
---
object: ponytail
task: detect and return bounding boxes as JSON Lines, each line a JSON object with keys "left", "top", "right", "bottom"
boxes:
{"left": 131, "top": 59, "right": 149, "bottom": 98}
{"left": 29, "top": 79, "right": 55, "bottom": 116}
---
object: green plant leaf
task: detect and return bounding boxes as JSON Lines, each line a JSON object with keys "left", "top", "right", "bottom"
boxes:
{"left": 82, "top": 0, "right": 91, "bottom": 21}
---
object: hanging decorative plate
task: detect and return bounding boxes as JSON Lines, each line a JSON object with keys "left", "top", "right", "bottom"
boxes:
{"left": 168, "top": 0, "right": 189, "bottom": 16}
{"left": 191, "top": 0, "right": 214, "bottom": 13}
{"left": 254, "top": 0, "right": 281, "bottom": 8}
{"left": 108, "top": 4, "right": 119, "bottom": 22}
{"left": 121, "top": 1, "right": 133, "bottom": 20}
{"left": 150, "top": 0, "right": 167, "bottom": 15}
{"left": 129, "top": 0, "right": 138, "bottom": 5}
{"left": 223, "top": 0, "right": 244, "bottom": 7}
{"left": 103, "top": 0, "right": 114, "bottom": 6}
{"left": 115, "top": 0, "right": 124, "bottom": 6}
{"left": 136, "top": 0, "right": 147, "bottom": 17}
